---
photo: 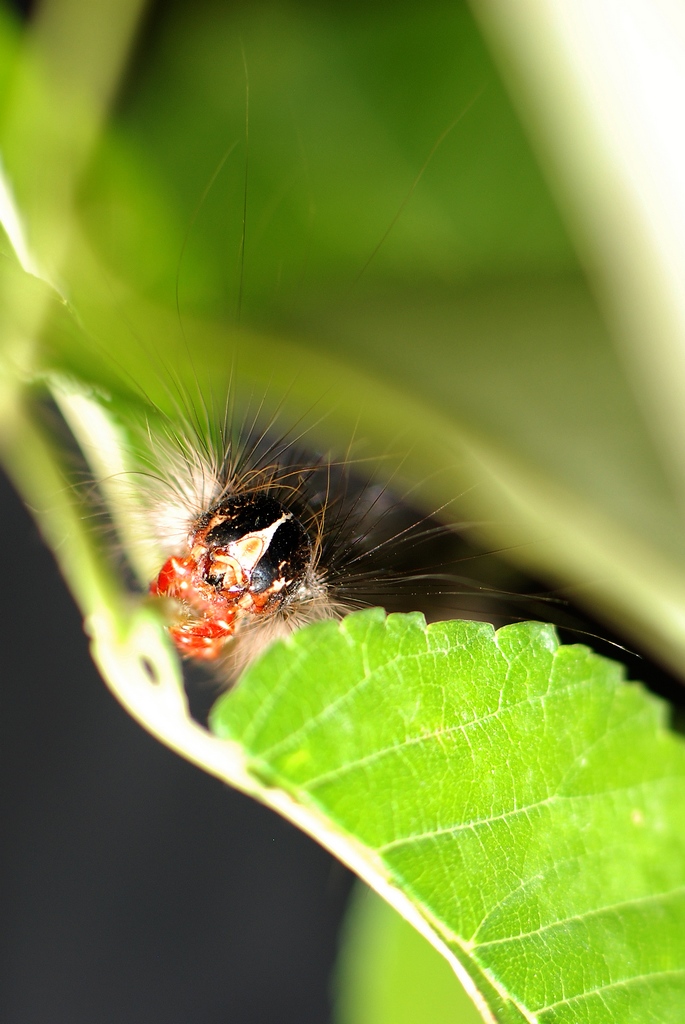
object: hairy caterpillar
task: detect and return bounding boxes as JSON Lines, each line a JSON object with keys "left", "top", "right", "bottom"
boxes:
{"left": 107, "top": 377, "right": 536, "bottom": 688}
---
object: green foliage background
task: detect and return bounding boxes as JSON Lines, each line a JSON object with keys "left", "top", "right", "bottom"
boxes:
{"left": 5, "top": 0, "right": 682, "bottom": 675}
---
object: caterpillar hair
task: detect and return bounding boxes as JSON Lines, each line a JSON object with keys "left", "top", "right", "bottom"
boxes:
{"left": 109, "top": 380, "right": 540, "bottom": 686}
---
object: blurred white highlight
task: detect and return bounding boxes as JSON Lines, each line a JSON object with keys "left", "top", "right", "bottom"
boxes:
{"left": 0, "top": 153, "right": 46, "bottom": 280}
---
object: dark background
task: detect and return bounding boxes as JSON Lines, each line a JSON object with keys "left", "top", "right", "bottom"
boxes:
{"left": 0, "top": 469, "right": 354, "bottom": 1024}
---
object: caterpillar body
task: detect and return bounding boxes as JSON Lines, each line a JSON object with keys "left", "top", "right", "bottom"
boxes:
{"left": 117, "top": 385, "right": 503, "bottom": 684}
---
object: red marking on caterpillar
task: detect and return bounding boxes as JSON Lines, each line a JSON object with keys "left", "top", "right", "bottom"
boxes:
{"left": 150, "top": 491, "right": 314, "bottom": 661}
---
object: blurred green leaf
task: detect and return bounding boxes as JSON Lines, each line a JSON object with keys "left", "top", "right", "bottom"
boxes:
{"left": 334, "top": 886, "right": 482, "bottom": 1024}
{"left": 80, "top": 1, "right": 575, "bottom": 318}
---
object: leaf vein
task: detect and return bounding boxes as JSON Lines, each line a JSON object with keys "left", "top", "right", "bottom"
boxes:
{"left": 473, "top": 883, "right": 685, "bottom": 952}
{"left": 537, "top": 967, "right": 685, "bottom": 1015}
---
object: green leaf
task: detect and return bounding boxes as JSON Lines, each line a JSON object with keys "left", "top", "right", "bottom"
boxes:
{"left": 210, "top": 610, "right": 685, "bottom": 1023}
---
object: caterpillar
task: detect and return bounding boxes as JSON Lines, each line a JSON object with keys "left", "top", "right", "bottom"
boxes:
{"left": 112, "top": 379, "right": 535, "bottom": 687}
